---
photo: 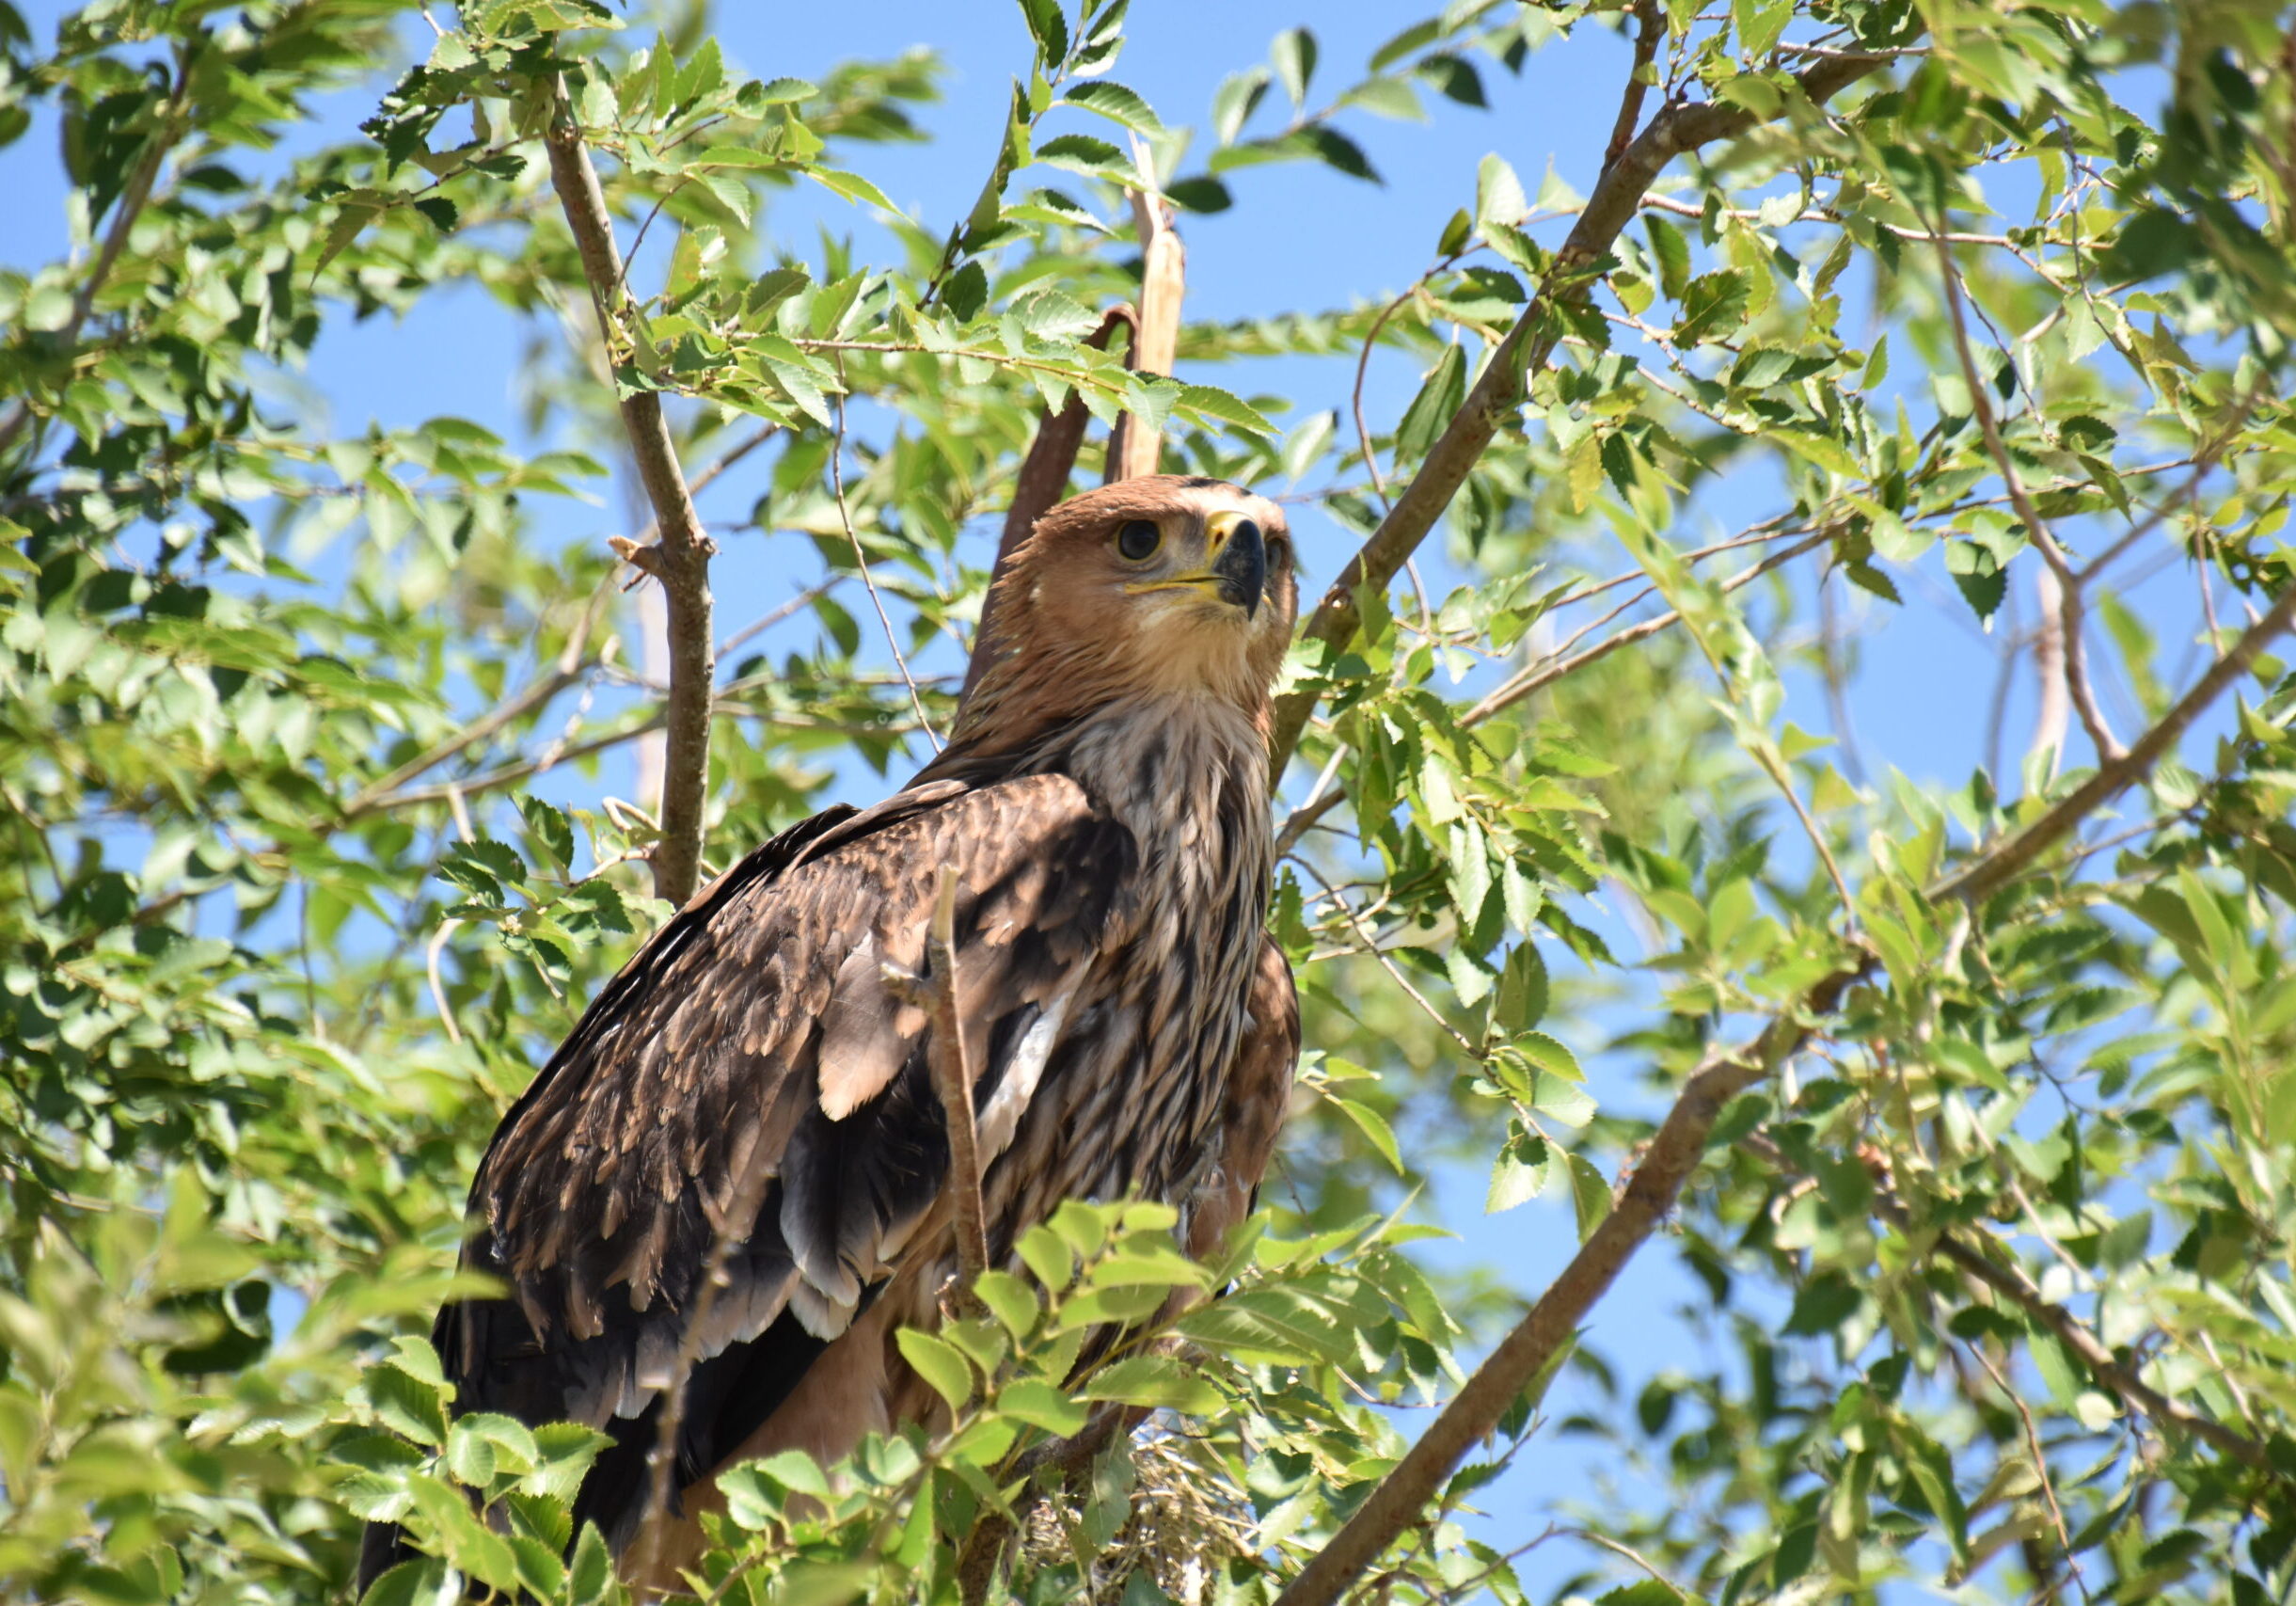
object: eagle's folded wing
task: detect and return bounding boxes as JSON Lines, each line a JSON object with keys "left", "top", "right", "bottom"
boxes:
{"left": 436, "top": 772, "right": 1137, "bottom": 1457}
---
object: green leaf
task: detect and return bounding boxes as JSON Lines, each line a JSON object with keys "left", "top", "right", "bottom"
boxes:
{"left": 1062, "top": 79, "right": 1163, "bottom": 134}
{"left": 942, "top": 260, "right": 990, "bottom": 321}
{"left": 1395, "top": 343, "right": 1466, "bottom": 461}
{"left": 367, "top": 1361, "right": 449, "bottom": 1448}
{"left": 1333, "top": 1096, "right": 1404, "bottom": 1174}
{"left": 1177, "top": 382, "right": 1276, "bottom": 437}
{"left": 1302, "top": 126, "right": 1379, "bottom": 183}
{"left": 1476, "top": 153, "right": 1528, "bottom": 233}
{"left": 1487, "top": 1130, "right": 1549, "bottom": 1214}
{"left": 807, "top": 167, "right": 901, "bottom": 213}
{"left": 895, "top": 1328, "right": 974, "bottom": 1413}
{"left": 1082, "top": 1354, "right": 1225, "bottom": 1414}
{"left": 1271, "top": 27, "right": 1317, "bottom": 107}
{"left": 1566, "top": 1153, "right": 1611, "bottom": 1243}
{"left": 1644, "top": 214, "right": 1691, "bottom": 299}
{"left": 1017, "top": 0, "right": 1069, "bottom": 67}
{"left": 1211, "top": 68, "right": 1270, "bottom": 144}
{"left": 997, "top": 1377, "right": 1087, "bottom": 1434}
{"left": 1177, "top": 1286, "right": 1354, "bottom": 1364}
{"left": 1733, "top": 0, "right": 1793, "bottom": 59}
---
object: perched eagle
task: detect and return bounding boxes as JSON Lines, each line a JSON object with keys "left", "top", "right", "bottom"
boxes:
{"left": 361, "top": 476, "right": 1300, "bottom": 1591}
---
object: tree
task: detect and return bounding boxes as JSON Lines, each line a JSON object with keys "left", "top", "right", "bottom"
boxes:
{"left": 4, "top": 0, "right": 2295, "bottom": 1600}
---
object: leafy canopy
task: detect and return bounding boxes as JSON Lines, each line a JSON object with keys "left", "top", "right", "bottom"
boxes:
{"left": 3, "top": 0, "right": 2295, "bottom": 1602}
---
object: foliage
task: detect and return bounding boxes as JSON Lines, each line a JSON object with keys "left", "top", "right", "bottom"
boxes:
{"left": 3, "top": 0, "right": 2296, "bottom": 1601}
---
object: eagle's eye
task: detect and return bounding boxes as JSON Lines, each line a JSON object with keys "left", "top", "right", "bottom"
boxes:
{"left": 1116, "top": 519, "right": 1162, "bottom": 562}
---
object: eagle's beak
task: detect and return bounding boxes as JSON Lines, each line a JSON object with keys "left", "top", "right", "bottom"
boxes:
{"left": 1203, "top": 511, "right": 1267, "bottom": 620}
{"left": 1124, "top": 511, "right": 1268, "bottom": 619}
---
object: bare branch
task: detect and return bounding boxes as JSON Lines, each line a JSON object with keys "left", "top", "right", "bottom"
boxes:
{"left": 1602, "top": 0, "right": 1664, "bottom": 174}
{"left": 1268, "top": 49, "right": 1900, "bottom": 774}
{"left": 2029, "top": 564, "right": 2071, "bottom": 782}
{"left": 545, "top": 80, "right": 716, "bottom": 907}
{"left": 1105, "top": 157, "right": 1185, "bottom": 485}
{"left": 830, "top": 392, "right": 940, "bottom": 749}
{"left": 345, "top": 572, "right": 615, "bottom": 816}
{"left": 1464, "top": 528, "right": 1836, "bottom": 723}
{"left": 1271, "top": 970, "right": 1864, "bottom": 1606}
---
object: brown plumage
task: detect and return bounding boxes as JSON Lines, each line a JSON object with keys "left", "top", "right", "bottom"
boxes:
{"left": 359, "top": 476, "right": 1300, "bottom": 1593}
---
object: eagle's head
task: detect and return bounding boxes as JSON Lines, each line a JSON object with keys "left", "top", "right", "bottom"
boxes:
{"left": 952, "top": 476, "right": 1297, "bottom": 746}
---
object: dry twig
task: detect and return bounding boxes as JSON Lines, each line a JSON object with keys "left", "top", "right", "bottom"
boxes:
{"left": 885, "top": 867, "right": 991, "bottom": 1291}
{"left": 1106, "top": 159, "right": 1185, "bottom": 485}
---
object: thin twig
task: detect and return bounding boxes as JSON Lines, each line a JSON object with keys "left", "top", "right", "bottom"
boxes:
{"left": 1967, "top": 1344, "right": 2089, "bottom": 1602}
{"left": 887, "top": 867, "right": 990, "bottom": 1291}
{"left": 1935, "top": 579, "right": 2296, "bottom": 906}
{"left": 1465, "top": 528, "right": 1836, "bottom": 723}
{"left": 1910, "top": 1194, "right": 2269, "bottom": 1467}
{"left": 426, "top": 920, "right": 464, "bottom": 1047}
{"left": 1269, "top": 967, "right": 1864, "bottom": 1606}
{"left": 831, "top": 392, "right": 940, "bottom": 750}
{"left": 714, "top": 579, "right": 841, "bottom": 664}
{"left": 1295, "top": 860, "right": 1478, "bottom": 1057}
{"left": 344, "top": 644, "right": 606, "bottom": 817}
{"left": 2030, "top": 564, "right": 2071, "bottom": 782}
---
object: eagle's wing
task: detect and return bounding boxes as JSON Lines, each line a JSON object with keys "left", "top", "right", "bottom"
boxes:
{"left": 1183, "top": 934, "right": 1298, "bottom": 1262}
{"left": 434, "top": 772, "right": 1136, "bottom": 1519}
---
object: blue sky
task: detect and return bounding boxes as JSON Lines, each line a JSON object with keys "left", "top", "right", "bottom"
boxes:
{"left": 0, "top": 2, "right": 2230, "bottom": 1597}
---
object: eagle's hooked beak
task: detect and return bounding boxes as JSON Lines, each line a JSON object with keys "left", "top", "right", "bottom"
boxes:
{"left": 1202, "top": 510, "right": 1267, "bottom": 619}
{"left": 1123, "top": 510, "right": 1268, "bottom": 618}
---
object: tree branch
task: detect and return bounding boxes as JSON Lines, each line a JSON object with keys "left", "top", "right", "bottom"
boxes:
{"left": 1464, "top": 528, "right": 1836, "bottom": 723}
{"left": 545, "top": 81, "right": 716, "bottom": 907}
{"left": 1105, "top": 158, "right": 1185, "bottom": 485}
{"left": 1275, "top": 573, "right": 2296, "bottom": 1606}
{"left": 1271, "top": 972, "right": 1862, "bottom": 1606}
{"left": 1602, "top": 0, "right": 1664, "bottom": 174}
{"left": 1742, "top": 1132, "right": 2273, "bottom": 1471}
{"left": 1911, "top": 1192, "right": 2271, "bottom": 1468}
{"left": 1267, "top": 49, "right": 1898, "bottom": 774}
{"left": 1934, "top": 577, "right": 2296, "bottom": 907}
{"left": 961, "top": 307, "right": 1132, "bottom": 705}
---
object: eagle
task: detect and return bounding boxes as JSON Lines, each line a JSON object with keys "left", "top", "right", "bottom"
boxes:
{"left": 360, "top": 476, "right": 1301, "bottom": 1593}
